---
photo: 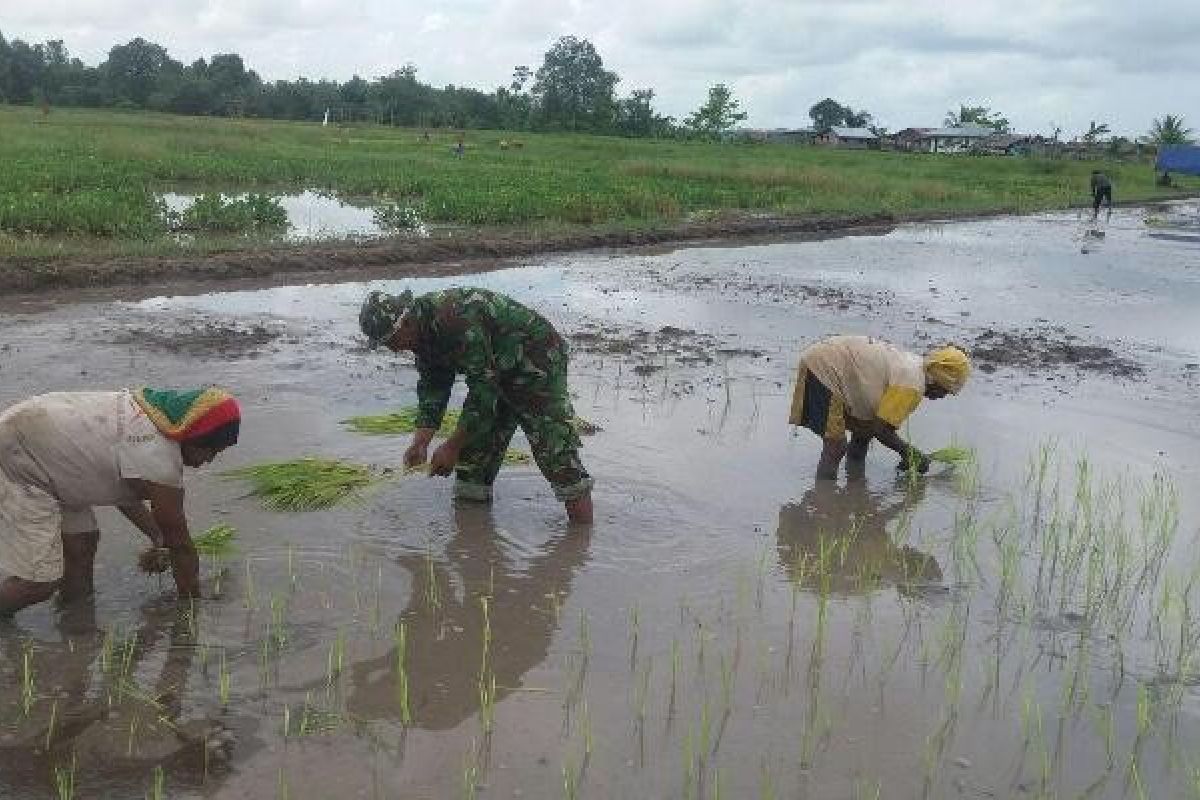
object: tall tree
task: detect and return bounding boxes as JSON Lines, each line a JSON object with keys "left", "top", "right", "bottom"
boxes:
{"left": 1081, "top": 120, "right": 1110, "bottom": 143}
{"left": 531, "top": 36, "right": 618, "bottom": 132}
{"left": 808, "top": 98, "right": 871, "bottom": 132}
{"left": 944, "top": 105, "right": 1010, "bottom": 132}
{"left": 103, "top": 37, "right": 179, "bottom": 106}
{"left": 684, "top": 84, "right": 747, "bottom": 138}
{"left": 1149, "top": 115, "right": 1193, "bottom": 145}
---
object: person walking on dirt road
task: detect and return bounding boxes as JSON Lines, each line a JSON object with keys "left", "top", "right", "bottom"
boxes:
{"left": 0, "top": 387, "right": 241, "bottom": 615}
{"left": 359, "top": 287, "right": 594, "bottom": 523}
{"left": 788, "top": 336, "right": 970, "bottom": 480}
{"left": 1090, "top": 170, "right": 1113, "bottom": 219}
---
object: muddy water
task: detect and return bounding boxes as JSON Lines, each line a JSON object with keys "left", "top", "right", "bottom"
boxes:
{"left": 161, "top": 191, "right": 420, "bottom": 241}
{"left": 1, "top": 204, "right": 1199, "bottom": 798}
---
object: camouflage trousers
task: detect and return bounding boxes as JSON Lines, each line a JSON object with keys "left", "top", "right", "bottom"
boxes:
{"left": 455, "top": 345, "right": 593, "bottom": 503}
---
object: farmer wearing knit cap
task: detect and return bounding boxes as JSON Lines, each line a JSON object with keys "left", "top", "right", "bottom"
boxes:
{"left": 789, "top": 336, "right": 970, "bottom": 480}
{"left": 360, "top": 287, "right": 594, "bottom": 523}
{"left": 0, "top": 387, "right": 240, "bottom": 615}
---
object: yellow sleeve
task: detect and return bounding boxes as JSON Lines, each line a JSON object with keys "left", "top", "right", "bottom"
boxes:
{"left": 876, "top": 385, "right": 922, "bottom": 428}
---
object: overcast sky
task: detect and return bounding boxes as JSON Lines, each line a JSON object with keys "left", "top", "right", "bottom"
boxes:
{"left": 3, "top": 0, "right": 1198, "bottom": 136}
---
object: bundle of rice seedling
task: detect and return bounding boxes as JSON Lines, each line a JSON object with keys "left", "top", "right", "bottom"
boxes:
{"left": 927, "top": 446, "right": 974, "bottom": 464}
{"left": 224, "top": 458, "right": 375, "bottom": 511}
{"left": 343, "top": 406, "right": 601, "bottom": 437}
{"left": 343, "top": 407, "right": 452, "bottom": 436}
{"left": 194, "top": 523, "right": 237, "bottom": 556}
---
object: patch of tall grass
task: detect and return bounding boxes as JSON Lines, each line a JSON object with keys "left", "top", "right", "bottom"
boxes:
{"left": 0, "top": 105, "right": 1191, "bottom": 258}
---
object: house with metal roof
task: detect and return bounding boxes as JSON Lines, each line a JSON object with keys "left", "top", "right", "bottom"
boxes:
{"left": 913, "top": 126, "right": 995, "bottom": 153}
{"left": 821, "top": 127, "right": 880, "bottom": 149}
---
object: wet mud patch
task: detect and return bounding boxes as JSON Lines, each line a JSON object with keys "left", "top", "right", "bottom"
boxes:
{"left": 970, "top": 324, "right": 1143, "bottom": 378}
{"left": 108, "top": 314, "right": 282, "bottom": 358}
{"left": 570, "top": 323, "right": 771, "bottom": 375}
{"left": 652, "top": 269, "right": 895, "bottom": 313}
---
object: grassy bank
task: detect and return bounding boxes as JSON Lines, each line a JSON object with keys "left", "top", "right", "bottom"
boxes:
{"left": 0, "top": 104, "right": 1194, "bottom": 262}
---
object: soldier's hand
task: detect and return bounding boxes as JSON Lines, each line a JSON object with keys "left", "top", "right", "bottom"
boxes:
{"left": 429, "top": 440, "right": 461, "bottom": 476}
{"left": 404, "top": 440, "right": 429, "bottom": 468}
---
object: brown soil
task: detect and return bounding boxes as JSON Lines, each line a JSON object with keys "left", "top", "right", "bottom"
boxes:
{"left": 107, "top": 317, "right": 281, "bottom": 358}
{"left": 0, "top": 209, "right": 999, "bottom": 296}
{"left": 970, "top": 324, "right": 1143, "bottom": 378}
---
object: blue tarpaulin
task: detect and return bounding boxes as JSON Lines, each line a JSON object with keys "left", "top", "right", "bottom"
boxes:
{"left": 1156, "top": 145, "right": 1200, "bottom": 176}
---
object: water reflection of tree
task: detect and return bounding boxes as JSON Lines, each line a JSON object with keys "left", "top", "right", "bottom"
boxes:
{"left": 776, "top": 480, "right": 943, "bottom": 595}
{"left": 347, "top": 507, "right": 591, "bottom": 730}
{"left": 0, "top": 600, "right": 206, "bottom": 797}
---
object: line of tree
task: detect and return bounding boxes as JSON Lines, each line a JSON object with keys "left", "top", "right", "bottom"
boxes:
{"left": 0, "top": 31, "right": 747, "bottom": 139}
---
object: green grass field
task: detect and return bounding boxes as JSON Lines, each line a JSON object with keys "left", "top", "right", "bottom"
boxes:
{"left": 0, "top": 105, "right": 1192, "bottom": 261}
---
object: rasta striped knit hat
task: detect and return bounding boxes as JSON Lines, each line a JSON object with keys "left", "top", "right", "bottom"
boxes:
{"left": 133, "top": 387, "right": 241, "bottom": 448}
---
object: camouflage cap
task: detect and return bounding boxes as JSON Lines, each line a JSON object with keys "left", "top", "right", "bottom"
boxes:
{"left": 359, "top": 289, "right": 414, "bottom": 348}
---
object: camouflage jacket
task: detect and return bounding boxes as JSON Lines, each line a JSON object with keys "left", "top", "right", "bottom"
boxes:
{"left": 410, "top": 288, "right": 566, "bottom": 433}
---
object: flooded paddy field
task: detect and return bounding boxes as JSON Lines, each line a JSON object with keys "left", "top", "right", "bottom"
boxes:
{"left": 1, "top": 204, "right": 1198, "bottom": 799}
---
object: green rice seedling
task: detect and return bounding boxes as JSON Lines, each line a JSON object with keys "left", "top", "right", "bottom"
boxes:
{"left": 394, "top": 622, "right": 413, "bottom": 724}
{"left": 628, "top": 603, "right": 640, "bottom": 670}
{"left": 681, "top": 726, "right": 695, "bottom": 800}
{"left": 218, "top": 652, "right": 231, "bottom": 707}
{"left": 277, "top": 767, "right": 289, "bottom": 800}
{"left": 54, "top": 754, "right": 76, "bottom": 800}
{"left": 462, "top": 748, "right": 480, "bottom": 800}
{"left": 224, "top": 458, "right": 375, "bottom": 511}
{"left": 326, "top": 629, "right": 347, "bottom": 689}
{"left": 45, "top": 698, "right": 58, "bottom": 750}
{"left": 21, "top": 641, "right": 35, "bottom": 716}
{"left": 295, "top": 692, "right": 343, "bottom": 736}
{"left": 269, "top": 595, "right": 289, "bottom": 651}
{"left": 478, "top": 670, "right": 497, "bottom": 734}
{"left": 633, "top": 655, "right": 653, "bottom": 722}
{"left": 424, "top": 543, "right": 441, "bottom": 612}
{"left": 243, "top": 559, "right": 258, "bottom": 611}
{"left": 193, "top": 523, "right": 237, "bottom": 556}
{"left": 562, "top": 756, "right": 579, "bottom": 800}
{"left": 150, "top": 764, "right": 165, "bottom": 800}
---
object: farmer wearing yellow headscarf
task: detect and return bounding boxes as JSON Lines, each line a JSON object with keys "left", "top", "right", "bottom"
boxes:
{"left": 0, "top": 387, "right": 241, "bottom": 615}
{"left": 789, "top": 336, "right": 969, "bottom": 479}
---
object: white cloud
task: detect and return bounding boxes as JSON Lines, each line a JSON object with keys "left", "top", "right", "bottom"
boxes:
{"left": 1, "top": 0, "right": 1195, "bottom": 136}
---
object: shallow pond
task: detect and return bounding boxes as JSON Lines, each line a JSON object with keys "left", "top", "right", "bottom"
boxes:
{"left": 1, "top": 204, "right": 1199, "bottom": 798}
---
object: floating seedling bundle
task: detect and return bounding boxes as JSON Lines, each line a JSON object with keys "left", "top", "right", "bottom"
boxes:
{"left": 927, "top": 446, "right": 974, "bottom": 464}
{"left": 224, "top": 458, "right": 375, "bottom": 511}
{"left": 343, "top": 406, "right": 601, "bottom": 437}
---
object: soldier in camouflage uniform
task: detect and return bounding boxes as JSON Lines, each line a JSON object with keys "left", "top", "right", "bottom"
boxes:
{"left": 359, "top": 287, "right": 594, "bottom": 523}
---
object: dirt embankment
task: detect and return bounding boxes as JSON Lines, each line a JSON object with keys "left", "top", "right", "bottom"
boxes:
{"left": 0, "top": 209, "right": 1006, "bottom": 296}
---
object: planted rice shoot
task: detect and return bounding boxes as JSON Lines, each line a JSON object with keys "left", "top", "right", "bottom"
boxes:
{"left": 224, "top": 458, "right": 375, "bottom": 511}
{"left": 194, "top": 523, "right": 237, "bottom": 556}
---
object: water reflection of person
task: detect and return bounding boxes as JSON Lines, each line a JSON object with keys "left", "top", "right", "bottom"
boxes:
{"left": 0, "top": 598, "right": 203, "bottom": 794}
{"left": 347, "top": 506, "right": 591, "bottom": 729}
{"left": 776, "top": 479, "right": 942, "bottom": 594}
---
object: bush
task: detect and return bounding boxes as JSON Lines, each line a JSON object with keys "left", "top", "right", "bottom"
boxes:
{"left": 170, "top": 193, "right": 288, "bottom": 233}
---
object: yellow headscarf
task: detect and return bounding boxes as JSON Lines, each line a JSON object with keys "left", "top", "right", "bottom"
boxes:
{"left": 924, "top": 346, "right": 971, "bottom": 394}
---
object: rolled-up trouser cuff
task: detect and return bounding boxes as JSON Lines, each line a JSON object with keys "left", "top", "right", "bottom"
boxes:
{"left": 553, "top": 476, "right": 594, "bottom": 503}
{"left": 453, "top": 481, "right": 494, "bottom": 502}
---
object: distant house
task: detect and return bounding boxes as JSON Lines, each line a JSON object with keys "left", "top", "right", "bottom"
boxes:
{"left": 821, "top": 127, "right": 880, "bottom": 149}
{"left": 912, "top": 126, "right": 995, "bottom": 153}
{"left": 978, "top": 134, "right": 1037, "bottom": 156}
{"left": 893, "top": 128, "right": 935, "bottom": 152}
{"left": 726, "top": 127, "right": 817, "bottom": 145}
